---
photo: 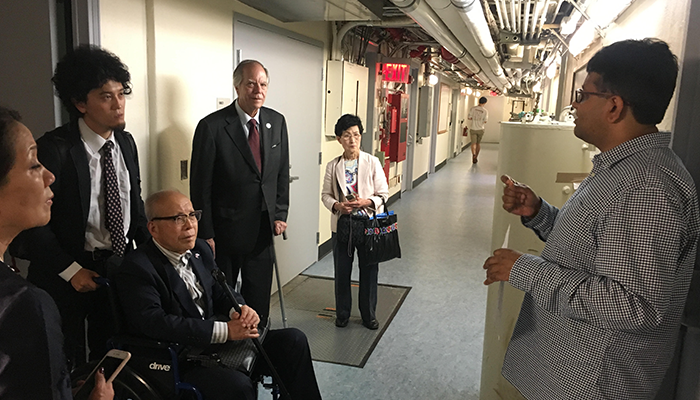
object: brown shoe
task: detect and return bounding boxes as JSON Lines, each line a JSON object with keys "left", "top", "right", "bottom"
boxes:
{"left": 472, "top": 155, "right": 478, "bottom": 164}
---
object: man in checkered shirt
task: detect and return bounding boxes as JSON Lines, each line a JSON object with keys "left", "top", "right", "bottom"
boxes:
{"left": 484, "top": 39, "right": 700, "bottom": 399}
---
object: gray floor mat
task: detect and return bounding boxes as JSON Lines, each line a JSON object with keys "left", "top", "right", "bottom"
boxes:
{"left": 269, "top": 274, "right": 411, "bottom": 367}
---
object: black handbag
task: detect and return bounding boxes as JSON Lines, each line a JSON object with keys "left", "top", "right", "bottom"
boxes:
{"left": 360, "top": 204, "right": 401, "bottom": 264}
{"left": 336, "top": 213, "right": 368, "bottom": 245}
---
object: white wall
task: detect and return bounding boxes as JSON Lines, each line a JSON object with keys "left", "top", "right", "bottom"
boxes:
{"left": 481, "top": 95, "right": 508, "bottom": 144}
{"left": 100, "top": 0, "right": 151, "bottom": 193}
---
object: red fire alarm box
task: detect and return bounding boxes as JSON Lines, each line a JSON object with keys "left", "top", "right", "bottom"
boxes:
{"left": 387, "top": 92, "right": 408, "bottom": 162}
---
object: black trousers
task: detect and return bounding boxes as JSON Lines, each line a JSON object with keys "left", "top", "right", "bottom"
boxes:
{"left": 332, "top": 233, "right": 379, "bottom": 323}
{"left": 216, "top": 212, "right": 274, "bottom": 326}
{"left": 50, "top": 254, "right": 120, "bottom": 369}
{"left": 182, "top": 328, "right": 322, "bottom": 400}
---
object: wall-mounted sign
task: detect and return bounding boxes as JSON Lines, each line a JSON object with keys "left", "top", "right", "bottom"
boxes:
{"left": 382, "top": 63, "right": 410, "bottom": 83}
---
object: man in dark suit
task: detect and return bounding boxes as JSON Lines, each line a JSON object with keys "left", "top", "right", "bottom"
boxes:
{"left": 12, "top": 45, "right": 149, "bottom": 368}
{"left": 115, "top": 190, "right": 321, "bottom": 400}
{"left": 190, "top": 59, "right": 289, "bottom": 326}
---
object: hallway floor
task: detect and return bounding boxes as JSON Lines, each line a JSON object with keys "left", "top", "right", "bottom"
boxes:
{"left": 277, "top": 144, "right": 499, "bottom": 400}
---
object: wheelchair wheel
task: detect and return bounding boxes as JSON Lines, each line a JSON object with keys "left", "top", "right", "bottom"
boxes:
{"left": 72, "top": 362, "right": 162, "bottom": 400}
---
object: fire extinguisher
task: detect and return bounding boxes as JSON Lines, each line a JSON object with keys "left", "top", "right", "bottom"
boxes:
{"left": 462, "top": 126, "right": 469, "bottom": 136}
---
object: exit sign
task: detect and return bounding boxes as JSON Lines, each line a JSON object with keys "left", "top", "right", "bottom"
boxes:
{"left": 383, "top": 63, "right": 410, "bottom": 83}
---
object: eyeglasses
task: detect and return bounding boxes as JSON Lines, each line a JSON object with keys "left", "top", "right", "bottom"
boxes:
{"left": 340, "top": 132, "right": 361, "bottom": 140}
{"left": 151, "top": 210, "right": 202, "bottom": 225}
{"left": 574, "top": 88, "right": 613, "bottom": 103}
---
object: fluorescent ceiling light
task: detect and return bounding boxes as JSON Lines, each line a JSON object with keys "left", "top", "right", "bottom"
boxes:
{"left": 561, "top": 11, "right": 582, "bottom": 35}
{"left": 569, "top": 19, "right": 596, "bottom": 56}
{"left": 475, "top": 91, "right": 482, "bottom": 97}
{"left": 532, "top": 81, "right": 542, "bottom": 93}
{"left": 590, "top": 0, "right": 633, "bottom": 28}
{"left": 546, "top": 62, "right": 558, "bottom": 79}
{"left": 466, "top": 87, "right": 473, "bottom": 95}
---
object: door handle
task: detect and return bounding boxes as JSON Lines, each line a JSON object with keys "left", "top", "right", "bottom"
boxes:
{"left": 289, "top": 176, "right": 300, "bottom": 183}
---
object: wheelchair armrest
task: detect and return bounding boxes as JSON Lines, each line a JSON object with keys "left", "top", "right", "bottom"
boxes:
{"left": 109, "top": 334, "right": 174, "bottom": 350}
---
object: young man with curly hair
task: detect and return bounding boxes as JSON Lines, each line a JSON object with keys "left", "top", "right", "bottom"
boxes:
{"left": 14, "top": 45, "right": 149, "bottom": 369}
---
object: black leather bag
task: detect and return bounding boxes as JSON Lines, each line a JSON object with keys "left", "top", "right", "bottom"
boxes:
{"left": 360, "top": 206, "right": 401, "bottom": 264}
{"left": 336, "top": 214, "right": 369, "bottom": 245}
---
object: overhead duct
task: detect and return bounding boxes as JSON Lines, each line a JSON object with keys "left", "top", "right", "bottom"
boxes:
{"left": 392, "top": 0, "right": 509, "bottom": 91}
{"left": 449, "top": 0, "right": 510, "bottom": 88}
{"left": 390, "top": 0, "right": 497, "bottom": 89}
{"left": 332, "top": 17, "right": 417, "bottom": 60}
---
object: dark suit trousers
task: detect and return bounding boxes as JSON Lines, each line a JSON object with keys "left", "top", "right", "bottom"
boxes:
{"left": 216, "top": 212, "right": 274, "bottom": 326}
{"left": 49, "top": 255, "right": 116, "bottom": 369}
{"left": 332, "top": 233, "right": 379, "bottom": 323}
{"left": 182, "top": 328, "right": 321, "bottom": 400}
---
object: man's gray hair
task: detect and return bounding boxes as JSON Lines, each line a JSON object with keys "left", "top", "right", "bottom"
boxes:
{"left": 233, "top": 59, "right": 269, "bottom": 87}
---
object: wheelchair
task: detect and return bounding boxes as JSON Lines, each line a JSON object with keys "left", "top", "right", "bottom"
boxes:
{"left": 71, "top": 280, "right": 280, "bottom": 400}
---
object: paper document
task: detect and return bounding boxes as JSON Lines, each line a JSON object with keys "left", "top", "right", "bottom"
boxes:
{"left": 497, "top": 225, "right": 511, "bottom": 312}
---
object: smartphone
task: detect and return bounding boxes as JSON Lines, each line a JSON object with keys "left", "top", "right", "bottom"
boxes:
{"left": 74, "top": 349, "right": 131, "bottom": 399}
{"left": 345, "top": 193, "right": 356, "bottom": 201}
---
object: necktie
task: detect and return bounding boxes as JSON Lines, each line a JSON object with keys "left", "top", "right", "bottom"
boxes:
{"left": 102, "top": 140, "right": 126, "bottom": 257}
{"left": 176, "top": 253, "right": 206, "bottom": 317}
{"left": 248, "top": 119, "right": 262, "bottom": 172}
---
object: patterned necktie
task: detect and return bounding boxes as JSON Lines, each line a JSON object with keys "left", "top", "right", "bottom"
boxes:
{"left": 248, "top": 119, "right": 262, "bottom": 172}
{"left": 102, "top": 140, "right": 126, "bottom": 257}
{"left": 176, "top": 253, "right": 205, "bottom": 317}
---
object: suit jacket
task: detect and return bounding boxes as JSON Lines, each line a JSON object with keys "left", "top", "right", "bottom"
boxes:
{"left": 15, "top": 120, "right": 149, "bottom": 289}
{"left": 115, "top": 238, "right": 245, "bottom": 346}
{"left": 190, "top": 102, "right": 290, "bottom": 253}
{"left": 321, "top": 151, "right": 389, "bottom": 232}
{"left": 0, "top": 265, "right": 72, "bottom": 400}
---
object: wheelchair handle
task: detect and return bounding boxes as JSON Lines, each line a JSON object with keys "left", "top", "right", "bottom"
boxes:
{"left": 212, "top": 269, "right": 292, "bottom": 400}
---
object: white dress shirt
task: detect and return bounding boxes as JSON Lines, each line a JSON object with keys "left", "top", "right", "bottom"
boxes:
{"left": 234, "top": 100, "right": 260, "bottom": 139}
{"left": 153, "top": 240, "right": 229, "bottom": 344}
{"left": 58, "top": 118, "right": 132, "bottom": 281}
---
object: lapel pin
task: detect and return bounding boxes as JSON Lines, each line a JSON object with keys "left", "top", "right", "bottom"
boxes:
{"left": 266, "top": 123, "right": 271, "bottom": 129}
{"left": 194, "top": 253, "right": 200, "bottom": 259}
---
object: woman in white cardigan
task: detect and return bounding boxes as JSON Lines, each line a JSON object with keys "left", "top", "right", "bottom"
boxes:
{"left": 321, "top": 114, "right": 389, "bottom": 330}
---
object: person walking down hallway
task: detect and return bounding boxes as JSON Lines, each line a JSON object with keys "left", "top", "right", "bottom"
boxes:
{"left": 11, "top": 45, "right": 149, "bottom": 368}
{"left": 483, "top": 38, "right": 700, "bottom": 400}
{"left": 190, "top": 59, "right": 290, "bottom": 327}
{"left": 467, "top": 96, "right": 488, "bottom": 164}
{"left": 322, "top": 114, "right": 389, "bottom": 330}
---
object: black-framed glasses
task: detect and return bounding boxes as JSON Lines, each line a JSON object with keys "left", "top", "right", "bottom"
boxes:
{"left": 574, "top": 88, "right": 613, "bottom": 103}
{"left": 151, "top": 210, "right": 202, "bottom": 225}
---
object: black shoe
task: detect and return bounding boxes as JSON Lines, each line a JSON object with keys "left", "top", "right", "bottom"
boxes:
{"left": 335, "top": 318, "right": 349, "bottom": 327}
{"left": 362, "top": 319, "right": 379, "bottom": 330}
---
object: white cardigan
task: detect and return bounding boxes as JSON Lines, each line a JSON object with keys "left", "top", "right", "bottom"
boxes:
{"left": 321, "top": 151, "right": 389, "bottom": 232}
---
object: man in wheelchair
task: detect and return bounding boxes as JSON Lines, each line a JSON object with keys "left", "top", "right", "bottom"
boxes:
{"left": 114, "top": 190, "right": 322, "bottom": 400}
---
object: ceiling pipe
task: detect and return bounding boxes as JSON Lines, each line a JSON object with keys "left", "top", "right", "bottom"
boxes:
{"left": 530, "top": 0, "right": 544, "bottom": 38}
{"left": 445, "top": 0, "right": 511, "bottom": 88}
{"left": 493, "top": 0, "right": 505, "bottom": 29}
{"left": 332, "top": 17, "right": 417, "bottom": 60}
{"left": 390, "top": 0, "right": 497, "bottom": 88}
{"left": 535, "top": 0, "right": 552, "bottom": 38}
{"left": 500, "top": 0, "right": 512, "bottom": 31}
{"left": 523, "top": 0, "right": 531, "bottom": 38}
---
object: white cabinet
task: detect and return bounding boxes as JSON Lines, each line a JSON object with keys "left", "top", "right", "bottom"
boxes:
{"left": 325, "top": 60, "right": 368, "bottom": 137}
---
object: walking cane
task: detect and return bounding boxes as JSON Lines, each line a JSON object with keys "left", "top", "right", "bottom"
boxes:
{"left": 273, "top": 231, "right": 288, "bottom": 328}
{"left": 212, "top": 269, "right": 292, "bottom": 400}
